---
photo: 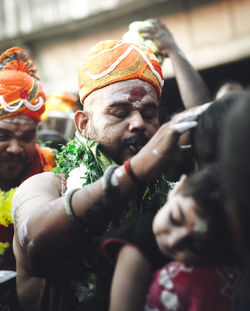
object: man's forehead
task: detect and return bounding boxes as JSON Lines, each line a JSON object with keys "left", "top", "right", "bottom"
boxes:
{"left": 0, "top": 114, "right": 37, "bottom": 130}
{"left": 105, "top": 79, "right": 157, "bottom": 94}
{"left": 85, "top": 79, "right": 158, "bottom": 107}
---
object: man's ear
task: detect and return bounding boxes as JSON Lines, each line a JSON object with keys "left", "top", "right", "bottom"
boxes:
{"left": 74, "top": 110, "right": 89, "bottom": 135}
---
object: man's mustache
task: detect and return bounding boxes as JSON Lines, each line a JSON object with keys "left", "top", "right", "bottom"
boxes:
{"left": 122, "top": 132, "right": 149, "bottom": 148}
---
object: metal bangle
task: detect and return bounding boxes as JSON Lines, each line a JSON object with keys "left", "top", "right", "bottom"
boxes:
{"left": 101, "top": 164, "right": 119, "bottom": 209}
{"left": 64, "top": 188, "right": 80, "bottom": 225}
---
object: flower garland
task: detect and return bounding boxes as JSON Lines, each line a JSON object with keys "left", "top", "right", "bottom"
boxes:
{"left": 0, "top": 187, "right": 17, "bottom": 255}
{"left": 52, "top": 138, "right": 103, "bottom": 186}
{"left": 53, "top": 135, "right": 172, "bottom": 211}
{"left": 52, "top": 135, "right": 173, "bottom": 300}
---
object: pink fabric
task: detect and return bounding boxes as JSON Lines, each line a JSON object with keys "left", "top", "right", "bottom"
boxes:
{"left": 145, "top": 262, "right": 250, "bottom": 311}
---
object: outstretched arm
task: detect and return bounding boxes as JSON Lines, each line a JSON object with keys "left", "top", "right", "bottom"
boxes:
{"left": 12, "top": 105, "right": 209, "bottom": 275}
{"left": 140, "top": 19, "right": 211, "bottom": 108}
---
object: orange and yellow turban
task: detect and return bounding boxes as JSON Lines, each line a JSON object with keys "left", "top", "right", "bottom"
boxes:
{"left": 78, "top": 40, "right": 164, "bottom": 105}
{"left": 0, "top": 47, "right": 46, "bottom": 121}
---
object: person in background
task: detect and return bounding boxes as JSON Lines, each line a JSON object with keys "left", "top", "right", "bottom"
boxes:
{"left": 38, "top": 92, "right": 79, "bottom": 146}
{"left": 215, "top": 81, "right": 244, "bottom": 99}
{"left": 37, "top": 129, "right": 67, "bottom": 152}
{"left": 0, "top": 47, "right": 55, "bottom": 310}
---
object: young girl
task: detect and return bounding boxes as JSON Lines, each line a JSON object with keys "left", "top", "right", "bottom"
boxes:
{"left": 100, "top": 164, "right": 249, "bottom": 311}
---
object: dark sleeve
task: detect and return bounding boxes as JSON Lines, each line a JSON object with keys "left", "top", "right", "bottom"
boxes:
{"left": 93, "top": 212, "right": 170, "bottom": 311}
{"left": 101, "top": 211, "right": 169, "bottom": 271}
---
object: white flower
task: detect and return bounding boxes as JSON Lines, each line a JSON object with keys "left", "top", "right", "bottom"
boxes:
{"left": 66, "top": 164, "right": 87, "bottom": 194}
{"left": 159, "top": 270, "right": 173, "bottom": 289}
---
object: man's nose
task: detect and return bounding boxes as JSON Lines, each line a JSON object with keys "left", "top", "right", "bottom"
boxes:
{"left": 128, "top": 112, "right": 146, "bottom": 132}
{"left": 6, "top": 139, "right": 24, "bottom": 154}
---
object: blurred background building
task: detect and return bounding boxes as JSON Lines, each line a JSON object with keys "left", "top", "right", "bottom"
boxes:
{"left": 0, "top": 0, "right": 249, "bottom": 123}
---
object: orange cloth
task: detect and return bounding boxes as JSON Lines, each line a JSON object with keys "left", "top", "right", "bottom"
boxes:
{"left": 0, "top": 47, "right": 46, "bottom": 121}
{"left": 20, "top": 144, "right": 55, "bottom": 183}
{"left": 78, "top": 40, "right": 164, "bottom": 105}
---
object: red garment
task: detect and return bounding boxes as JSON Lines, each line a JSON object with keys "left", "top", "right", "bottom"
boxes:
{"left": 145, "top": 262, "right": 250, "bottom": 311}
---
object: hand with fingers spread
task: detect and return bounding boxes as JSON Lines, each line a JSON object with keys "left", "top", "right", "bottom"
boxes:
{"left": 131, "top": 103, "right": 212, "bottom": 181}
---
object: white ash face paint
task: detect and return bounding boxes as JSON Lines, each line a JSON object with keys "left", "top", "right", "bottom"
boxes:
{"left": 2, "top": 116, "right": 36, "bottom": 126}
{"left": 132, "top": 102, "right": 142, "bottom": 109}
{"left": 1, "top": 116, "right": 37, "bottom": 136}
{"left": 18, "top": 215, "right": 32, "bottom": 247}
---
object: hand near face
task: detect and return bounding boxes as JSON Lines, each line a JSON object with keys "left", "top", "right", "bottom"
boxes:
{"left": 131, "top": 103, "right": 211, "bottom": 181}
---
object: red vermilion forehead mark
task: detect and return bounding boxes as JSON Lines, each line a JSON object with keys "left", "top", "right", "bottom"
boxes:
{"left": 13, "top": 125, "right": 24, "bottom": 134}
{"left": 128, "top": 86, "right": 147, "bottom": 103}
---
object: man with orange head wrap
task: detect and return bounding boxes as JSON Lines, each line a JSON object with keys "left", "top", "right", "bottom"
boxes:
{"left": 0, "top": 47, "right": 55, "bottom": 190}
{"left": 0, "top": 47, "right": 55, "bottom": 310}
{"left": 11, "top": 40, "right": 209, "bottom": 310}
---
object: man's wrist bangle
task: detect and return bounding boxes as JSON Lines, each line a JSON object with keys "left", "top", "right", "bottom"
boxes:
{"left": 102, "top": 164, "right": 119, "bottom": 209}
{"left": 64, "top": 188, "right": 80, "bottom": 225}
{"left": 123, "top": 158, "right": 141, "bottom": 185}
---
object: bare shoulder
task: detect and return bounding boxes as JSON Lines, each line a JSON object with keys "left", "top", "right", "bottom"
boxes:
{"left": 12, "top": 172, "right": 63, "bottom": 229}
{"left": 16, "top": 171, "right": 62, "bottom": 194}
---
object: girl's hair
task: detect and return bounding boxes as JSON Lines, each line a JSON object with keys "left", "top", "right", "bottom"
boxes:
{"left": 190, "top": 93, "right": 244, "bottom": 167}
{"left": 220, "top": 91, "right": 250, "bottom": 253}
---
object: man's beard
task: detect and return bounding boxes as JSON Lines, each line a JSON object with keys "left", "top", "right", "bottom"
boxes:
{"left": 0, "top": 153, "right": 31, "bottom": 182}
{"left": 85, "top": 121, "right": 149, "bottom": 164}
